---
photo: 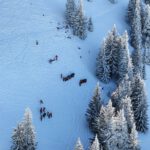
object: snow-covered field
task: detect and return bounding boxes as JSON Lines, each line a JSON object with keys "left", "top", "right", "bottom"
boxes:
{"left": 0, "top": 0, "right": 149, "bottom": 149}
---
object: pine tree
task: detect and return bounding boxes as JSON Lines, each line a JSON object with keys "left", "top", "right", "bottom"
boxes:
{"left": 128, "top": 55, "right": 134, "bottom": 81}
{"left": 107, "top": 110, "right": 130, "bottom": 150}
{"left": 127, "top": 0, "right": 133, "bottom": 24}
{"left": 140, "top": 2, "right": 145, "bottom": 32}
{"left": 130, "top": 6, "right": 142, "bottom": 49}
{"left": 131, "top": 74, "right": 148, "bottom": 132}
{"left": 142, "top": 5, "right": 150, "bottom": 65}
{"left": 65, "top": 0, "right": 76, "bottom": 27}
{"left": 73, "top": 0, "right": 87, "bottom": 39}
{"left": 96, "top": 38, "right": 111, "bottom": 83}
{"left": 123, "top": 96, "right": 135, "bottom": 134}
{"left": 111, "top": 25, "right": 120, "bottom": 78}
{"left": 128, "top": 0, "right": 136, "bottom": 24}
{"left": 132, "top": 46, "right": 143, "bottom": 77}
{"left": 118, "top": 31, "right": 131, "bottom": 80}
{"left": 93, "top": 101, "right": 114, "bottom": 150}
{"left": 86, "top": 82, "right": 102, "bottom": 133}
{"left": 89, "top": 135, "right": 100, "bottom": 150}
{"left": 74, "top": 138, "right": 84, "bottom": 150}
{"left": 11, "top": 123, "right": 25, "bottom": 150}
{"left": 143, "top": 5, "right": 150, "bottom": 47}
{"left": 111, "top": 75, "right": 133, "bottom": 113}
{"left": 111, "top": 85, "right": 124, "bottom": 113}
{"left": 128, "top": 124, "right": 140, "bottom": 150}
{"left": 22, "top": 108, "right": 36, "bottom": 150}
{"left": 128, "top": 0, "right": 141, "bottom": 25}
{"left": 88, "top": 17, "right": 93, "bottom": 32}
{"left": 11, "top": 108, "right": 36, "bottom": 150}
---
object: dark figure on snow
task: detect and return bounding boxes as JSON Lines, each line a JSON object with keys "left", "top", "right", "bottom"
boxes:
{"left": 47, "top": 112, "right": 52, "bottom": 118}
{"left": 40, "top": 99, "right": 43, "bottom": 104}
{"left": 40, "top": 107, "right": 43, "bottom": 114}
{"left": 42, "top": 107, "right": 46, "bottom": 112}
{"left": 79, "top": 79, "right": 87, "bottom": 86}
{"left": 43, "top": 112, "right": 46, "bottom": 118}
{"left": 49, "top": 55, "right": 58, "bottom": 64}
{"left": 62, "top": 73, "right": 75, "bottom": 81}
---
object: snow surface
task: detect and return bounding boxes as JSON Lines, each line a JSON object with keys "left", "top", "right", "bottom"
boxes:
{"left": 0, "top": 0, "right": 149, "bottom": 149}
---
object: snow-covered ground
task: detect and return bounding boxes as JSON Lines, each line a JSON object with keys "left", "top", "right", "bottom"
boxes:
{"left": 0, "top": 0, "right": 149, "bottom": 149}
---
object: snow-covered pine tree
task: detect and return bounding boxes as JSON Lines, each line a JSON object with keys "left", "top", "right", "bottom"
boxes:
{"left": 132, "top": 45, "right": 143, "bottom": 77}
{"left": 140, "top": 1, "right": 145, "bottom": 32}
{"left": 96, "top": 38, "right": 111, "bottom": 83}
{"left": 123, "top": 96, "right": 135, "bottom": 134}
{"left": 128, "top": 0, "right": 135, "bottom": 24}
{"left": 142, "top": 5, "right": 150, "bottom": 65}
{"left": 73, "top": 0, "right": 87, "bottom": 39}
{"left": 11, "top": 123, "right": 25, "bottom": 150}
{"left": 128, "top": 55, "right": 134, "bottom": 81}
{"left": 143, "top": 5, "right": 150, "bottom": 46}
{"left": 128, "top": 0, "right": 134, "bottom": 24}
{"left": 120, "top": 74, "right": 132, "bottom": 97}
{"left": 65, "top": 0, "right": 76, "bottom": 27}
{"left": 22, "top": 108, "right": 36, "bottom": 150}
{"left": 111, "top": 74, "right": 132, "bottom": 114}
{"left": 74, "top": 138, "right": 84, "bottom": 150}
{"left": 11, "top": 108, "right": 36, "bottom": 150}
{"left": 111, "top": 25, "right": 120, "bottom": 78}
{"left": 89, "top": 135, "right": 100, "bottom": 150}
{"left": 145, "top": 0, "right": 150, "bottom": 4}
{"left": 118, "top": 31, "right": 130, "bottom": 81}
{"left": 111, "top": 85, "right": 124, "bottom": 114}
{"left": 86, "top": 82, "right": 102, "bottom": 133}
{"left": 107, "top": 110, "right": 130, "bottom": 150}
{"left": 88, "top": 17, "right": 93, "bottom": 32}
{"left": 128, "top": 124, "right": 140, "bottom": 150}
{"left": 130, "top": 74, "right": 148, "bottom": 132}
{"left": 130, "top": 5, "right": 142, "bottom": 50}
{"left": 93, "top": 101, "right": 114, "bottom": 150}
{"left": 128, "top": 0, "right": 141, "bottom": 25}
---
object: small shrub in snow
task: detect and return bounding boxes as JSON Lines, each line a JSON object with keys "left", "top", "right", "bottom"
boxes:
{"left": 89, "top": 135, "right": 102, "bottom": 150}
{"left": 74, "top": 138, "right": 84, "bottom": 150}
{"left": 88, "top": 17, "right": 93, "bottom": 32}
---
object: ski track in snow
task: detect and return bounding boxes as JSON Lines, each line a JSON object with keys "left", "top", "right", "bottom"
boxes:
{"left": 0, "top": 0, "right": 149, "bottom": 150}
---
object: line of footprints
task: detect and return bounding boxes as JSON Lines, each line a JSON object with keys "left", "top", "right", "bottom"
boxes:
{"left": 39, "top": 100, "right": 53, "bottom": 121}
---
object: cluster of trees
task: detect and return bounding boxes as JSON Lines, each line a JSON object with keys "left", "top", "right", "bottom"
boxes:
{"left": 10, "top": 1, "right": 150, "bottom": 150}
{"left": 85, "top": 1, "right": 149, "bottom": 148}
{"left": 65, "top": 0, "right": 93, "bottom": 39}
{"left": 85, "top": 80, "right": 148, "bottom": 150}
{"left": 128, "top": 0, "right": 150, "bottom": 65}
{"left": 10, "top": 108, "right": 36, "bottom": 150}
{"left": 75, "top": 78, "right": 147, "bottom": 149}
{"left": 96, "top": 26, "right": 133, "bottom": 83}
{"left": 74, "top": 135, "right": 103, "bottom": 150}
{"left": 74, "top": 1, "right": 149, "bottom": 149}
